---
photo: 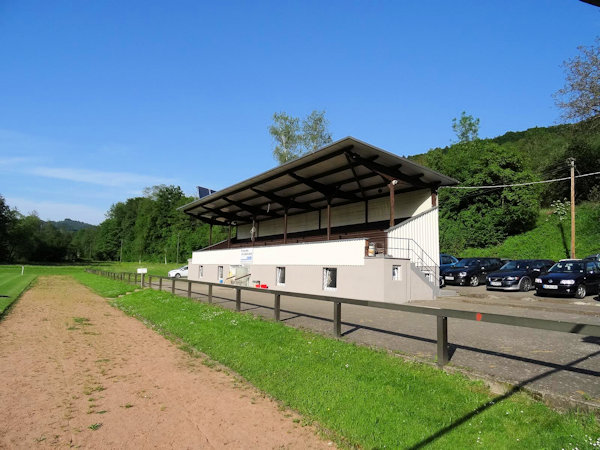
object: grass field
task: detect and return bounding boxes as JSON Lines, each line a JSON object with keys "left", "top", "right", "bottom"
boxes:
{"left": 76, "top": 272, "right": 600, "bottom": 449}
{"left": 0, "top": 271, "right": 37, "bottom": 315}
{"left": 92, "top": 262, "right": 186, "bottom": 277}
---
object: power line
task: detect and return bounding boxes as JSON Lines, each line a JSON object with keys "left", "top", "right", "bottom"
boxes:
{"left": 442, "top": 170, "right": 600, "bottom": 190}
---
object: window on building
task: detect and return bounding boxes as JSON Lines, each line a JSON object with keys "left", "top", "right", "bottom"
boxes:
{"left": 276, "top": 267, "right": 286, "bottom": 285}
{"left": 323, "top": 267, "right": 337, "bottom": 290}
{"left": 199, "top": 265, "right": 204, "bottom": 278}
{"left": 392, "top": 265, "right": 401, "bottom": 281}
{"left": 217, "top": 266, "right": 223, "bottom": 280}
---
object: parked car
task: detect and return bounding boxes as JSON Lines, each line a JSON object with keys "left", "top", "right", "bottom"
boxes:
{"left": 439, "top": 254, "right": 460, "bottom": 287}
{"left": 168, "top": 265, "right": 188, "bottom": 278}
{"left": 534, "top": 259, "right": 600, "bottom": 299}
{"left": 584, "top": 254, "right": 600, "bottom": 262}
{"left": 441, "top": 257, "right": 504, "bottom": 287}
{"left": 486, "top": 259, "right": 554, "bottom": 292}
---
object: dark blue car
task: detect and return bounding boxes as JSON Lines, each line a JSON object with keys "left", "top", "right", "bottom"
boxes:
{"left": 535, "top": 259, "right": 600, "bottom": 299}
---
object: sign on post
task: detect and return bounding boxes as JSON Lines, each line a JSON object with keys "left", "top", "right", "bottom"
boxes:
{"left": 137, "top": 268, "right": 147, "bottom": 288}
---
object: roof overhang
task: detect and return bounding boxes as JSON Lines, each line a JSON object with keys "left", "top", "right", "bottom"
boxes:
{"left": 179, "top": 136, "right": 458, "bottom": 225}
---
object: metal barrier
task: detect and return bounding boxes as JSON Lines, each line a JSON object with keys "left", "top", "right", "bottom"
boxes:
{"left": 86, "top": 269, "right": 600, "bottom": 367}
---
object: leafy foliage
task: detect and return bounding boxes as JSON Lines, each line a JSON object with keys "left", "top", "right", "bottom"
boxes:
{"left": 269, "top": 110, "right": 332, "bottom": 164}
{"left": 0, "top": 185, "right": 227, "bottom": 263}
{"left": 451, "top": 111, "right": 480, "bottom": 143}
{"left": 554, "top": 37, "right": 600, "bottom": 126}
{"left": 425, "top": 141, "right": 541, "bottom": 254}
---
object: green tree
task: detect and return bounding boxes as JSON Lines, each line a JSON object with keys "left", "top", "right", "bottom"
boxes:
{"left": 302, "top": 110, "right": 332, "bottom": 152}
{"left": 270, "top": 110, "right": 333, "bottom": 164}
{"left": 554, "top": 37, "right": 600, "bottom": 127}
{"left": 452, "top": 111, "right": 480, "bottom": 143}
{"left": 269, "top": 112, "right": 303, "bottom": 164}
{"left": 0, "top": 195, "right": 16, "bottom": 262}
{"left": 426, "top": 140, "right": 540, "bottom": 254}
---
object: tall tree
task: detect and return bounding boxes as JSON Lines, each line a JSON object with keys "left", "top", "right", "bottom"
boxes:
{"left": 269, "top": 112, "right": 303, "bottom": 164}
{"left": 452, "top": 111, "right": 480, "bottom": 143}
{"left": 302, "top": 110, "right": 332, "bottom": 152}
{"left": 270, "top": 110, "right": 332, "bottom": 164}
{"left": 554, "top": 37, "right": 600, "bottom": 127}
{"left": 0, "top": 195, "right": 16, "bottom": 262}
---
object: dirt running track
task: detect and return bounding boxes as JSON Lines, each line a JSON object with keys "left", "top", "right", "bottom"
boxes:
{"left": 0, "top": 277, "right": 332, "bottom": 449}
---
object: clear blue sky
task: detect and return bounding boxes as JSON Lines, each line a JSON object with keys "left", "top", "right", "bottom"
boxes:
{"left": 1, "top": 1, "right": 598, "bottom": 224}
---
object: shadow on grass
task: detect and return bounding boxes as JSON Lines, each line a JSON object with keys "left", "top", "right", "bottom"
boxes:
{"left": 407, "top": 349, "right": 600, "bottom": 449}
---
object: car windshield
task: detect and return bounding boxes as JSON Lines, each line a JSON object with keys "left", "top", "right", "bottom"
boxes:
{"left": 500, "top": 261, "right": 529, "bottom": 270}
{"left": 454, "top": 258, "right": 479, "bottom": 268}
{"left": 548, "top": 261, "right": 584, "bottom": 273}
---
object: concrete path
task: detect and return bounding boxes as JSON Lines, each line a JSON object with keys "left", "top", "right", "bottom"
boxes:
{"left": 157, "top": 278, "right": 600, "bottom": 406}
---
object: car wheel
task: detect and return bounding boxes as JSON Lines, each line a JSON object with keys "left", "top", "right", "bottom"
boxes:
{"left": 575, "top": 284, "right": 586, "bottom": 299}
{"left": 175, "top": 273, "right": 181, "bottom": 278}
{"left": 519, "top": 277, "right": 532, "bottom": 292}
{"left": 439, "top": 276, "right": 445, "bottom": 288}
{"left": 469, "top": 275, "right": 479, "bottom": 287}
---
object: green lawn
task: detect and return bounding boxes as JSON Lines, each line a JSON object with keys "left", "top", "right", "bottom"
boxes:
{"left": 0, "top": 271, "right": 36, "bottom": 315}
{"left": 77, "top": 272, "right": 600, "bottom": 449}
{"left": 92, "top": 261, "right": 186, "bottom": 277}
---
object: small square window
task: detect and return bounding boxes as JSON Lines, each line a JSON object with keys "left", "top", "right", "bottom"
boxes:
{"left": 217, "top": 266, "right": 224, "bottom": 280}
{"left": 198, "top": 265, "right": 204, "bottom": 278}
{"left": 276, "top": 267, "right": 286, "bottom": 285}
{"left": 392, "top": 265, "right": 401, "bottom": 281}
{"left": 323, "top": 267, "right": 337, "bottom": 290}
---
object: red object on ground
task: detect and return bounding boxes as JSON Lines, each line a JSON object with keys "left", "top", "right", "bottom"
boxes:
{"left": 261, "top": 284, "right": 268, "bottom": 289}
{"left": 476, "top": 312, "right": 482, "bottom": 321}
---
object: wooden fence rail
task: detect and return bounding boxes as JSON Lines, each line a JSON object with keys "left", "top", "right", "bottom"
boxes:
{"left": 86, "top": 269, "right": 600, "bottom": 367}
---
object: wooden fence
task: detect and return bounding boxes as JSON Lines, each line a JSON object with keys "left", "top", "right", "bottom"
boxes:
{"left": 87, "top": 269, "right": 600, "bottom": 367}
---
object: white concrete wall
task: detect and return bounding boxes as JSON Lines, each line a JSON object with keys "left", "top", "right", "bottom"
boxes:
{"left": 192, "top": 239, "right": 367, "bottom": 267}
{"left": 188, "top": 256, "right": 435, "bottom": 303}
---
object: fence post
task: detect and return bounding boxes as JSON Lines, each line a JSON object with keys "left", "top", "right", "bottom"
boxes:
{"left": 235, "top": 288, "right": 241, "bottom": 312}
{"left": 436, "top": 316, "right": 449, "bottom": 367}
{"left": 208, "top": 285, "right": 213, "bottom": 303}
{"left": 333, "top": 302, "right": 341, "bottom": 338}
{"left": 148, "top": 275, "right": 152, "bottom": 287}
{"left": 187, "top": 281, "right": 192, "bottom": 298}
{"left": 159, "top": 277, "right": 163, "bottom": 291}
{"left": 128, "top": 273, "right": 131, "bottom": 283}
{"left": 274, "top": 294, "right": 281, "bottom": 321}
{"left": 171, "top": 278, "right": 175, "bottom": 294}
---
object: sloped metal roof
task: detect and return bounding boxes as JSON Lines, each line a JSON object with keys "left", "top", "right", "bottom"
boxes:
{"left": 179, "top": 136, "right": 458, "bottom": 225}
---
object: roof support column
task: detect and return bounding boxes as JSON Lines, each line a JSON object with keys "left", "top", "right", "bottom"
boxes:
{"left": 389, "top": 180, "right": 398, "bottom": 228}
{"left": 327, "top": 201, "right": 332, "bottom": 240}
{"left": 251, "top": 218, "right": 256, "bottom": 247}
{"left": 283, "top": 209, "right": 288, "bottom": 244}
{"left": 227, "top": 223, "right": 231, "bottom": 249}
{"left": 364, "top": 200, "right": 369, "bottom": 224}
{"left": 209, "top": 223, "right": 213, "bottom": 246}
{"left": 431, "top": 189, "right": 438, "bottom": 207}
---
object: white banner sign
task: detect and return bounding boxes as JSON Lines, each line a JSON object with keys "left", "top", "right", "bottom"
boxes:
{"left": 240, "top": 248, "right": 253, "bottom": 264}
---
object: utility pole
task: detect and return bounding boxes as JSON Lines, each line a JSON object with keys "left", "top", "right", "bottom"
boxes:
{"left": 568, "top": 158, "right": 576, "bottom": 259}
{"left": 119, "top": 239, "right": 123, "bottom": 263}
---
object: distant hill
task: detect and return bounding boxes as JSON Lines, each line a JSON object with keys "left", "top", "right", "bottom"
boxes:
{"left": 48, "top": 218, "right": 95, "bottom": 232}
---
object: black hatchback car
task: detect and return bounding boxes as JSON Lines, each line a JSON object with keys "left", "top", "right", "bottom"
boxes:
{"left": 486, "top": 259, "right": 554, "bottom": 292}
{"left": 534, "top": 259, "right": 600, "bottom": 298}
{"left": 442, "top": 258, "right": 504, "bottom": 287}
